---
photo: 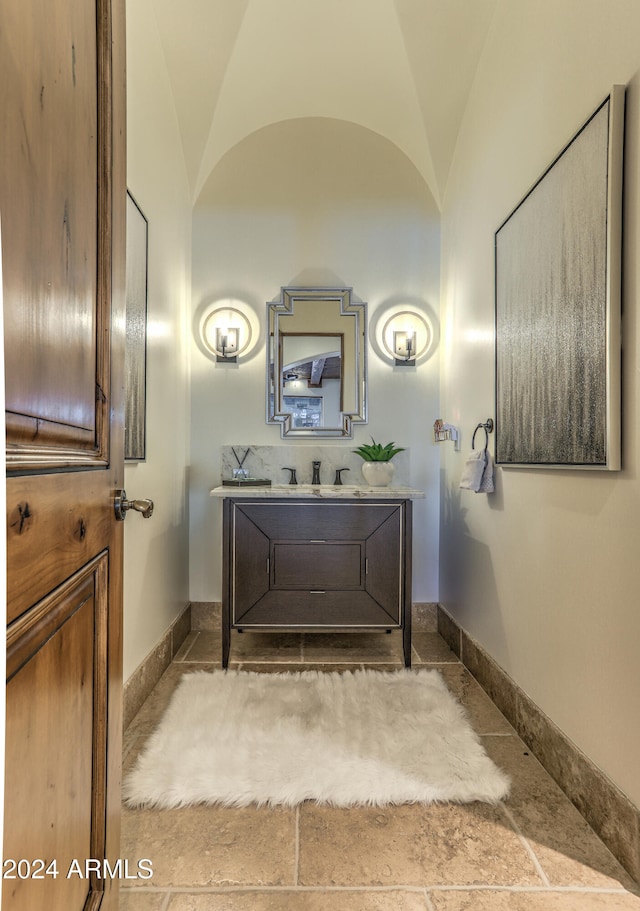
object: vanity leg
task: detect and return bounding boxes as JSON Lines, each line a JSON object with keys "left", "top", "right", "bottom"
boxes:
{"left": 403, "top": 624, "right": 412, "bottom": 668}
{"left": 222, "top": 498, "right": 231, "bottom": 669}
{"left": 222, "top": 622, "right": 230, "bottom": 669}
{"left": 403, "top": 499, "right": 412, "bottom": 668}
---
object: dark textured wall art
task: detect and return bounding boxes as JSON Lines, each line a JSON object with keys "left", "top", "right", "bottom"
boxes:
{"left": 495, "top": 87, "right": 624, "bottom": 469}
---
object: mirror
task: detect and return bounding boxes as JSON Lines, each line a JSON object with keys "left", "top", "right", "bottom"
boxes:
{"left": 266, "top": 287, "right": 367, "bottom": 437}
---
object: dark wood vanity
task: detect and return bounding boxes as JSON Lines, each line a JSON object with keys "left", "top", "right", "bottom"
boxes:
{"left": 220, "top": 494, "right": 415, "bottom": 667}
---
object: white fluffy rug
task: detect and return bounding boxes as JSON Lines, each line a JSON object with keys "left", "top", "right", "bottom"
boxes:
{"left": 123, "top": 669, "right": 510, "bottom": 809}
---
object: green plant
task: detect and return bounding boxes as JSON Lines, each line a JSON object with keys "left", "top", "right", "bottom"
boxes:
{"left": 352, "top": 438, "right": 405, "bottom": 462}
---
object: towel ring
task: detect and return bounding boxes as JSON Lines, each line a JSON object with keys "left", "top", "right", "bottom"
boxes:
{"left": 472, "top": 418, "right": 494, "bottom": 451}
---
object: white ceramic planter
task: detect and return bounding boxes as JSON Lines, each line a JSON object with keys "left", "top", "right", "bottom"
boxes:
{"left": 361, "top": 461, "right": 395, "bottom": 487}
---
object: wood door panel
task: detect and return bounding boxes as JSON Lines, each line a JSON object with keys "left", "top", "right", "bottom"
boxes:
{"left": 5, "top": 414, "right": 96, "bottom": 454}
{"left": 1, "top": 0, "right": 115, "bottom": 471}
{"left": 6, "top": 472, "right": 114, "bottom": 624}
{"left": 4, "top": 556, "right": 108, "bottom": 911}
{"left": 1, "top": 0, "right": 98, "bottom": 439}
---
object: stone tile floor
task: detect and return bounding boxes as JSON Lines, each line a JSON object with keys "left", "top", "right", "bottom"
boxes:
{"left": 121, "top": 624, "right": 640, "bottom": 910}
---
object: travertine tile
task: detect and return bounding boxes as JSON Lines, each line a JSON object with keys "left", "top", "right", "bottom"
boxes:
{"left": 516, "top": 689, "right": 640, "bottom": 885}
{"left": 436, "top": 608, "right": 461, "bottom": 658}
{"left": 229, "top": 632, "right": 303, "bottom": 664}
{"left": 412, "top": 602, "right": 438, "bottom": 631}
{"left": 124, "top": 632, "right": 173, "bottom": 729}
{"left": 460, "top": 632, "right": 517, "bottom": 724}
{"left": 302, "top": 632, "right": 404, "bottom": 664}
{"left": 121, "top": 805, "right": 296, "bottom": 887}
{"left": 429, "top": 889, "right": 640, "bottom": 909}
{"left": 411, "top": 631, "right": 459, "bottom": 665}
{"left": 124, "top": 663, "right": 217, "bottom": 746}
{"left": 239, "top": 663, "right": 365, "bottom": 674}
{"left": 438, "top": 665, "right": 515, "bottom": 736}
{"left": 182, "top": 631, "right": 218, "bottom": 664}
{"left": 172, "top": 605, "right": 193, "bottom": 658}
{"left": 165, "top": 889, "right": 429, "bottom": 909}
{"left": 174, "top": 631, "right": 200, "bottom": 662}
{"left": 190, "top": 602, "right": 222, "bottom": 631}
{"left": 485, "top": 736, "right": 637, "bottom": 891}
{"left": 119, "top": 892, "right": 168, "bottom": 910}
{"left": 439, "top": 610, "right": 640, "bottom": 886}
{"left": 298, "top": 803, "right": 542, "bottom": 887}
{"left": 121, "top": 625, "right": 640, "bottom": 908}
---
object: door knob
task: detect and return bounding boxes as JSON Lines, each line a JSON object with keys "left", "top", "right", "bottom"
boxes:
{"left": 114, "top": 489, "right": 154, "bottom": 521}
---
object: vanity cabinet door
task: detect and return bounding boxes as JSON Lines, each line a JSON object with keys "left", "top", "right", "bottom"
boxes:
{"left": 233, "top": 505, "right": 270, "bottom": 615}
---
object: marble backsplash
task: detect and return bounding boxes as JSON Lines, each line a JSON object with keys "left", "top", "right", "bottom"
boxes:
{"left": 220, "top": 444, "right": 411, "bottom": 487}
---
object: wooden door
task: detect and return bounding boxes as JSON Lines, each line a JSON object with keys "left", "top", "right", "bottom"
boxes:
{"left": 1, "top": 1, "right": 126, "bottom": 909}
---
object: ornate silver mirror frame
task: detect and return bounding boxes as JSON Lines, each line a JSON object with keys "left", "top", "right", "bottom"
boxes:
{"left": 266, "top": 287, "right": 368, "bottom": 438}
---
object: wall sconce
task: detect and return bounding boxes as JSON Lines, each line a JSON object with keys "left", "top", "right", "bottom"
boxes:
{"left": 215, "top": 326, "right": 239, "bottom": 361}
{"left": 201, "top": 305, "right": 252, "bottom": 363}
{"left": 393, "top": 329, "right": 416, "bottom": 365}
{"left": 380, "top": 309, "right": 432, "bottom": 367}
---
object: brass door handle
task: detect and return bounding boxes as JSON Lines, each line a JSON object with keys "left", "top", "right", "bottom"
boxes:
{"left": 114, "top": 489, "right": 154, "bottom": 521}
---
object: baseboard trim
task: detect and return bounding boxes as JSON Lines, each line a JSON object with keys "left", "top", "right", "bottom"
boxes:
{"left": 123, "top": 603, "right": 192, "bottom": 731}
{"left": 189, "top": 601, "right": 222, "bottom": 631}
{"left": 437, "top": 604, "right": 640, "bottom": 885}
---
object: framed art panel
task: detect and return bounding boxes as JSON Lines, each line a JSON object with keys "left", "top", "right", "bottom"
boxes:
{"left": 495, "top": 86, "right": 624, "bottom": 469}
{"left": 125, "top": 191, "right": 148, "bottom": 461}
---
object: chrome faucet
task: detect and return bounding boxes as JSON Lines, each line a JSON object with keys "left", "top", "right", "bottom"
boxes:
{"left": 312, "top": 460, "right": 321, "bottom": 485}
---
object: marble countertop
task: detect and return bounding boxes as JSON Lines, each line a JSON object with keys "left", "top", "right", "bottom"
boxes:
{"left": 210, "top": 484, "right": 425, "bottom": 499}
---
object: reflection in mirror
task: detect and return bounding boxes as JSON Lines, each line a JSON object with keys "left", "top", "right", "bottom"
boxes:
{"left": 266, "top": 287, "right": 367, "bottom": 438}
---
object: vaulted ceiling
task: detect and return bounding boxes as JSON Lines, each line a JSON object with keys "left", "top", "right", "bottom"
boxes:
{"left": 151, "top": 0, "right": 497, "bottom": 209}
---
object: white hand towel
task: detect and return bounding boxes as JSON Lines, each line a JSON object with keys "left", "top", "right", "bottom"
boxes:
{"left": 478, "top": 451, "right": 495, "bottom": 493}
{"left": 459, "top": 450, "right": 487, "bottom": 492}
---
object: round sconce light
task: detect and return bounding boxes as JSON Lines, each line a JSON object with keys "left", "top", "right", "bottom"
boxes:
{"left": 199, "top": 301, "right": 256, "bottom": 363}
{"left": 377, "top": 308, "right": 434, "bottom": 367}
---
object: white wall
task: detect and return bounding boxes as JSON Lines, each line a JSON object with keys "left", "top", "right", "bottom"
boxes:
{"left": 189, "top": 117, "right": 441, "bottom": 605}
{"left": 440, "top": 0, "right": 640, "bottom": 805}
{"left": 124, "top": 0, "right": 191, "bottom": 681}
